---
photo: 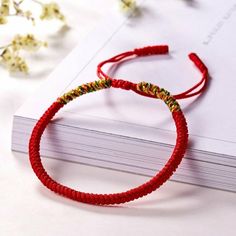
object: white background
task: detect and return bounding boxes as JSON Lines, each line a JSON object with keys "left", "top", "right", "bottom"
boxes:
{"left": 1, "top": 1, "right": 236, "bottom": 235}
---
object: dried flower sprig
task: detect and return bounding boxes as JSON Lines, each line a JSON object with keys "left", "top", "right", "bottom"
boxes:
{"left": 119, "top": 0, "right": 137, "bottom": 15}
{"left": 0, "top": 0, "right": 65, "bottom": 25}
{"left": 39, "top": 2, "right": 65, "bottom": 21}
{"left": 11, "top": 34, "right": 48, "bottom": 51}
{"left": 0, "top": 34, "right": 47, "bottom": 74}
{"left": 0, "top": 0, "right": 66, "bottom": 74}
{"left": 0, "top": 0, "right": 10, "bottom": 23}
{"left": 13, "top": 0, "right": 35, "bottom": 24}
{"left": 0, "top": 48, "right": 29, "bottom": 73}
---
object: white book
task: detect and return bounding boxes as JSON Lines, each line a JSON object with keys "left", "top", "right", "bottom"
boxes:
{"left": 12, "top": 0, "right": 236, "bottom": 191}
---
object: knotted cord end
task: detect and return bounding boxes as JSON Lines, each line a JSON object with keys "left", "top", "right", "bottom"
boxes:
{"left": 134, "top": 45, "right": 169, "bottom": 56}
{"left": 189, "top": 53, "right": 208, "bottom": 73}
{"left": 111, "top": 79, "right": 136, "bottom": 90}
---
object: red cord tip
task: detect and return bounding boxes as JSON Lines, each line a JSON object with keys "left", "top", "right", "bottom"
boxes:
{"left": 134, "top": 45, "right": 169, "bottom": 56}
{"left": 188, "top": 52, "right": 208, "bottom": 73}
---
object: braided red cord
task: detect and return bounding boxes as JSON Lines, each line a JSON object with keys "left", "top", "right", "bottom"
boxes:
{"left": 29, "top": 86, "right": 188, "bottom": 205}
{"left": 97, "top": 45, "right": 209, "bottom": 100}
{"left": 28, "top": 45, "right": 208, "bottom": 205}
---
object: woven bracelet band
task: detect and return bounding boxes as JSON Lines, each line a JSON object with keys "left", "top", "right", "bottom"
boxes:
{"left": 29, "top": 79, "right": 188, "bottom": 205}
{"left": 29, "top": 45, "right": 208, "bottom": 206}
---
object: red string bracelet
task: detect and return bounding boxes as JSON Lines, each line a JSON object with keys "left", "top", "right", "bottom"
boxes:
{"left": 97, "top": 45, "right": 209, "bottom": 99}
{"left": 29, "top": 45, "right": 208, "bottom": 206}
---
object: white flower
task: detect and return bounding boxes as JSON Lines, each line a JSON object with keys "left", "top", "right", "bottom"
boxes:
{"left": 0, "top": 0, "right": 10, "bottom": 16}
{"left": 0, "top": 15, "right": 7, "bottom": 24}
{"left": 12, "top": 34, "right": 47, "bottom": 52}
{"left": 0, "top": 48, "right": 29, "bottom": 74}
{"left": 0, "top": 34, "right": 47, "bottom": 74}
{"left": 0, "top": 0, "right": 9, "bottom": 24}
{"left": 40, "top": 2, "right": 65, "bottom": 21}
{"left": 119, "top": 0, "right": 137, "bottom": 15}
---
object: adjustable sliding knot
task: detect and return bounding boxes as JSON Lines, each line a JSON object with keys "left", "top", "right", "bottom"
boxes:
{"left": 57, "top": 79, "right": 112, "bottom": 104}
{"left": 97, "top": 45, "right": 209, "bottom": 101}
{"left": 136, "top": 82, "right": 180, "bottom": 112}
{"left": 111, "top": 78, "right": 136, "bottom": 90}
{"left": 134, "top": 45, "right": 169, "bottom": 56}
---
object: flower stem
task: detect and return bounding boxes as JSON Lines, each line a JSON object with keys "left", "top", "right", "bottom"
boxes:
{"left": 0, "top": 44, "right": 11, "bottom": 50}
{"left": 14, "top": 0, "right": 25, "bottom": 6}
{"left": 121, "top": 0, "right": 131, "bottom": 7}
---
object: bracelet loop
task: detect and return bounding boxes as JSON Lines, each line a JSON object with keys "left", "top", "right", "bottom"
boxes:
{"left": 29, "top": 45, "right": 209, "bottom": 206}
{"left": 29, "top": 78, "right": 188, "bottom": 205}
